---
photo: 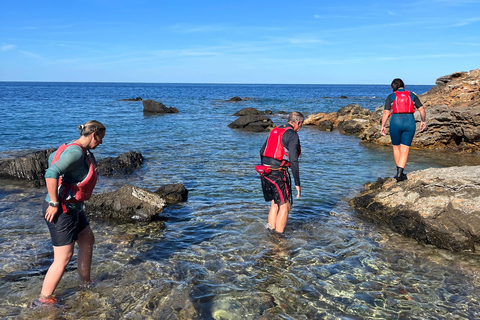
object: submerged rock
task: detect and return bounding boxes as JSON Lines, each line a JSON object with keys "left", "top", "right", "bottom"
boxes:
{"left": 143, "top": 99, "right": 179, "bottom": 114}
{"left": 350, "top": 166, "right": 480, "bottom": 252}
{"left": 86, "top": 185, "right": 167, "bottom": 222}
{"left": 0, "top": 149, "right": 55, "bottom": 186}
{"left": 97, "top": 151, "right": 144, "bottom": 176}
{"left": 228, "top": 115, "right": 275, "bottom": 132}
{"left": 226, "top": 96, "right": 251, "bottom": 102}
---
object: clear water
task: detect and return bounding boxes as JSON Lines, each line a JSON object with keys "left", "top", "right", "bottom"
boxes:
{"left": 1, "top": 82, "right": 480, "bottom": 319}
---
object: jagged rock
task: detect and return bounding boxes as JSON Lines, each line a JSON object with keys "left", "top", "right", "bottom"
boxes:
{"left": 317, "top": 120, "right": 334, "bottom": 131}
{"left": 233, "top": 107, "right": 264, "bottom": 116}
{"left": 337, "top": 119, "right": 369, "bottom": 135}
{"left": 228, "top": 115, "right": 275, "bottom": 132}
{"left": 143, "top": 99, "right": 179, "bottom": 114}
{"left": 304, "top": 112, "right": 337, "bottom": 126}
{"left": 154, "top": 183, "right": 188, "bottom": 205}
{"left": 97, "top": 151, "right": 144, "bottom": 177}
{"left": 85, "top": 185, "right": 166, "bottom": 222}
{"left": 350, "top": 166, "right": 480, "bottom": 252}
{"left": 0, "top": 149, "right": 55, "bottom": 186}
{"left": 121, "top": 97, "right": 142, "bottom": 101}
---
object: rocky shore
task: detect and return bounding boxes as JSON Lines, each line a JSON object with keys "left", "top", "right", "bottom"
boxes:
{"left": 341, "top": 69, "right": 480, "bottom": 251}
{"left": 350, "top": 166, "right": 480, "bottom": 252}
{"left": 305, "top": 68, "right": 480, "bottom": 153}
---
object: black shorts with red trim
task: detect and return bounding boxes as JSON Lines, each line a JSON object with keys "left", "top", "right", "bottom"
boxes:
{"left": 260, "top": 168, "right": 292, "bottom": 205}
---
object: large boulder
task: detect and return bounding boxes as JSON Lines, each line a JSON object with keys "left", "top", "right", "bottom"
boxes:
{"left": 233, "top": 107, "right": 265, "bottom": 116}
{"left": 154, "top": 183, "right": 188, "bottom": 205}
{"left": 0, "top": 149, "right": 55, "bottom": 186}
{"left": 228, "top": 115, "right": 275, "bottom": 132}
{"left": 143, "top": 100, "right": 179, "bottom": 114}
{"left": 350, "top": 166, "right": 480, "bottom": 252}
{"left": 85, "top": 185, "right": 167, "bottom": 222}
{"left": 97, "top": 151, "right": 144, "bottom": 177}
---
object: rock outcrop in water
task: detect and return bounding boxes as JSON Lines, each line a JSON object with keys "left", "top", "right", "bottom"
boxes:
{"left": 0, "top": 149, "right": 55, "bottom": 186}
{"left": 228, "top": 115, "right": 275, "bottom": 132}
{"left": 97, "top": 151, "right": 144, "bottom": 177}
{"left": 86, "top": 183, "right": 188, "bottom": 222}
{"left": 350, "top": 166, "right": 480, "bottom": 252}
{"left": 85, "top": 185, "right": 167, "bottom": 222}
{"left": 121, "top": 97, "right": 142, "bottom": 101}
{"left": 0, "top": 149, "right": 144, "bottom": 185}
{"left": 305, "top": 68, "right": 480, "bottom": 153}
{"left": 143, "top": 99, "right": 179, "bottom": 114}
{"left": 154, "top": 183, "right": 188, "bottom": 205}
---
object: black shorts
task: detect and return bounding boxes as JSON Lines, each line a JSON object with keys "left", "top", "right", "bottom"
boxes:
{"left": 260, "top": 168, "right": 292, "bottom": 205}
{"left": 42, "top": 201, "right": 89, "bottom": 247}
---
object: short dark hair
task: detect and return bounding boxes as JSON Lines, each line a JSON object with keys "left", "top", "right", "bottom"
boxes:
{"left": 391, "top": 78, "right": 405, "bottom": 92}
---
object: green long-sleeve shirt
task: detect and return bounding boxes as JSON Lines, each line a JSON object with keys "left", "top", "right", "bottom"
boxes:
{"left": 44, "top": 142, "right": 89, "bottom": 211}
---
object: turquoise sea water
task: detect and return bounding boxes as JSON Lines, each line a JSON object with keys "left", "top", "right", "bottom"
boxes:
{"left": 1, "top": 82, "right": 480, "bottom": 319}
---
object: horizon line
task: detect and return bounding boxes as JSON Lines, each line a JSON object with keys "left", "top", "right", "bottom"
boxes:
{"left": 0, "top": 80, "right": 433, "bottom": 86}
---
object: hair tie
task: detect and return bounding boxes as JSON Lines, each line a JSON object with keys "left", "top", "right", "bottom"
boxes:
{"left": 81, "top": 125, "right": 85, "bottom": 131}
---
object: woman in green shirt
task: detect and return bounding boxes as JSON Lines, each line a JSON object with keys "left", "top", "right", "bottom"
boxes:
{"left": 33, "top": 120, "right": 106, "bottom": 307}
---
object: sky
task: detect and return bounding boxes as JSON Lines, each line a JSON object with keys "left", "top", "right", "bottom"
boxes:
{"left": 1, "top": 0, "right": 479, "bottom": 85}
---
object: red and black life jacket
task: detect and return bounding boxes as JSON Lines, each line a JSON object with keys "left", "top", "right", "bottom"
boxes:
{"left": 51, "top": 142, "right": 98, "bottom": 206}
{"left": 391, "top": 90, "right": 414, "bottom": 114}
{"left": 262, "top": 126, "right": 301, "bottom": 164}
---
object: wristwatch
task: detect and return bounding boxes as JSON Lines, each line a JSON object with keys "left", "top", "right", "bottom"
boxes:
{"left": 49, "top": 201, "right": 60, "bottom": 207}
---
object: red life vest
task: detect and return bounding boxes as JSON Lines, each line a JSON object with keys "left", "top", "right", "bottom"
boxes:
{"left": 51, "top": 142, "right": 98, "bottom": 205}
{"left": 391, "top": 90, "right": 414, "bottom": 114}
{"left": 262, "top": 126, "right": 301, "bottom": 163}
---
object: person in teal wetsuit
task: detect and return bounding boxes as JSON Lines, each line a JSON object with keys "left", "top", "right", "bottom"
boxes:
{"left": 381, "top": 78, "right": 426, "bottom": 181}
{"left": 33, "top": 120, "right": 106, "bottom": 307}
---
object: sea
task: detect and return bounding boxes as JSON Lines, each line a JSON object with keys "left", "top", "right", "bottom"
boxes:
{"left": 1, "top": 82, "right": 480, "bottom": 319}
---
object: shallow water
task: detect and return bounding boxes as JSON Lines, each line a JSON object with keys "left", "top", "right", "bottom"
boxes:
{"left": 1, "top": 82, "right": 480, "bottom": 319}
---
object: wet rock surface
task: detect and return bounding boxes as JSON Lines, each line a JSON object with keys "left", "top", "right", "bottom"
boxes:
{"left": 228, "top": 115, "right": 275, "bottom": 132}
{"left": 350, "top": 166, "right": 480, "bottom": 251}
{"left": 0, "top": 149, "right": 55, "bottom": 186}
{"left": 85, "top": 185, "right": 167, "bottom": 222}
{"left": 143, "top": 99, "right": 179, "bottom": 114}
{"left": 153, "top": 183, "right": 188, "bottom": 205}
{"left": 97, "top": 151, "right": 144, "bottom": 177}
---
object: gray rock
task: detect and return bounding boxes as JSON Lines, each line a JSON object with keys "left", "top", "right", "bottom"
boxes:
{"left": 350, "top": 166, "right": 480, "bottom": 251}
{"left": 143, "top": 99, "right": 179, "bottom": 114}
{"left": 337, "top": 119, "right": 369, "bottom": 135}
{"left": 228, "top": 115, "right": 275, "bottom": 132}
{"left": 85, "top": 185, "right": 166, "bottom": 222}
{"left": 317, "top": 120, "right": 334, "bottom": 131}
{"left": 0, "top": 149, "right": 55, "bottom": 186}
{"left": 233, "top": 107, "right": 264, "bottom": 116}
{"left": 97, "top": 151, "right": 144, "bottom": 177}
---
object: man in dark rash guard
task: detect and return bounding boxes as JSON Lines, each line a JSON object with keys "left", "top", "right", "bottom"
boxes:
{"left": 259, "top": 111, "right": 304, "bottom": 234}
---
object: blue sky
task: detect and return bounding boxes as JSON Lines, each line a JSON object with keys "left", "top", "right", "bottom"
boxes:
{"left": 1, "top": 0, "right": 479, "bottom": 84}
